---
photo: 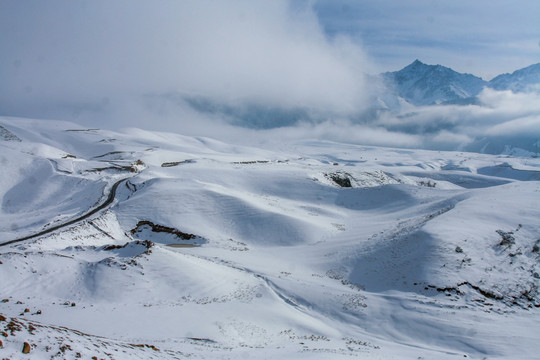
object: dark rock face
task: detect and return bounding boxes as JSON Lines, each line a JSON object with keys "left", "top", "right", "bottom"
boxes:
{"left": 325, "top": 172, "right": 353, "bottom": 188}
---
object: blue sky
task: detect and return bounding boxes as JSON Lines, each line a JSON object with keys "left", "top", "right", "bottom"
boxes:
{"left": 313, "top": 0, "right": 540, "bottom": 79}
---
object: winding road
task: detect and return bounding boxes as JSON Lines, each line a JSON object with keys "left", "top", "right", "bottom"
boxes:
{"left": 0, "top": 177, "right": 130, "bottom": 247}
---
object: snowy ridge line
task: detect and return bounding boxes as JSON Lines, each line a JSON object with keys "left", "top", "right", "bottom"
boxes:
{"left": 88, "top": 220, "right": 116, "bottom": 240}
{"left": 254, "top": 273, "right": 317, "bottom": 314}
{"left": 174, "top": 250, "right": 326, "bottom": 320}
{"left": 344, "top": 198, "right": 462, "bottom": 260}
{"left": 0, "top": 177, "right": 130, "bottom": 247}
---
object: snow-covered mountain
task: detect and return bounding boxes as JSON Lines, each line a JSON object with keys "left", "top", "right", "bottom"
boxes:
{"left": 382, "top": 60, "right": 487, "bottom": 106}
{"left": 489, "top": 63, "right": 540, "bottom": 93}
{"left": 1, "top": 117, "right": 539, "bottom": 359}
{"left": 381, "top": 60, "right": 540, "bottom": 106}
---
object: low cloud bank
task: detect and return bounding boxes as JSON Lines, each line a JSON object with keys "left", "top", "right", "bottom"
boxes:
{"left": 131, "top": 87, "right": 540, "bottom": 155}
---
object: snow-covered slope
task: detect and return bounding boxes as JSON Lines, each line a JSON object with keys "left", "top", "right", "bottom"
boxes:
{"left": 380, "top": 61, "right": 540, "bottom": 108}
{"left": 382, "top": 60, "right": 487, "bottom": 106}
{"left": 489, "top": 63, "right": 540, "bottom": 93}
{"left": 1, "top": 117, "right": 540, "bottom": 359}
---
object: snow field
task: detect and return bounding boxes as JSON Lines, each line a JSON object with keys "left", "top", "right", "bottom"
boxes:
{"left": 1, "top": 117, "right": 539, "bottom": 359}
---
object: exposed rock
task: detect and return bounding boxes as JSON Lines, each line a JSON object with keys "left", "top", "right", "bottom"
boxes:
{"left": 325, "top": 172, "right": 353, "bottom": 188}
{"left": 22, "top": 341, "right": 31, "bottom": 354}
{"left": 0, "top": 125, "right": 22, "bottom": 142}
{"left": 7, "top": 320, "right": 23, "bottom": 335}
{"left": 131, "top": 220, "right": 197, "bottom": 240}
{"left": 161, "top": 159, "right": 195, "bottom": 167}
{"left": 233, "top": 160, "right": 269, "bottom": 164}
{"left": 496, "top": 229, "right": 515, "bottom": 247}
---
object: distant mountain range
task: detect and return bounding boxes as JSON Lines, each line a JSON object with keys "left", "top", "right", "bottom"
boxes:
{"left": 382, "top": 60, "right": 540, "bottom": 106}
{"left": 489, "top": 63, "right": 540, "bottom": 93}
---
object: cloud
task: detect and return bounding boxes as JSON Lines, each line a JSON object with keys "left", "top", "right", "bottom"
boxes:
{"left": 1, "top": 1, "right": 538, "bottom": 155}
{"left": 367, "top": 88, "right": 540, "bottom": 152}
{"left": 0, "top": 0, "right": 371, "bottom": 127}
{"left": 224, "top": 87, "right": 540, "bottom": 154}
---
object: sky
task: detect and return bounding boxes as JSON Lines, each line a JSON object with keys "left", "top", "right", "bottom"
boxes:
{"left": 313, "top": 0, "right": 540, "bottom": 80}
{"left": 0, "top": 0, "right": 370, "bottom": 123}
{"left": 0, "top": 0, "right": 539, "bottom": 153}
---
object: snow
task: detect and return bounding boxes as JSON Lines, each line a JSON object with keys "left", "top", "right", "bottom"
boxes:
{"left": 382, "top": 60, "right": 488, "bottom": 106}
{"left": 489, "top": 63, "right": 540, "bottom": 93}
{"left": 1, "top": 116, "right": 540, "bottom": 359}
{"left": 379, "top": 60, "right": 540, "bottom": 108}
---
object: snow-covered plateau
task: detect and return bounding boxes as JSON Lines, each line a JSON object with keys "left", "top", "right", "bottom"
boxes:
{"left": 1, "top": 117, "right": 539, "bottom": 359}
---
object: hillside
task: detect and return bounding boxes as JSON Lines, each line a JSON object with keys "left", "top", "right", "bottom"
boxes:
{"left": 1, "top": 117, "right": 540, "bottom": 359}
{"left": 382, "top": 60, "right": 540, "bottom": 106}
{"left": 382, "top": 60, "right": 488, "bottom": 106}
{"left": 489, "top": 63, "right": 540, "bottom": 93}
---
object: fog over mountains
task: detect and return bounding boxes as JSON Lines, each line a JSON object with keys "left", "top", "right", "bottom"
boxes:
{"left": 177, "top": 60, "right": 540, "bottom": 156}
{"left": 1, "top": 1, "right": 539, "bottom": 157}
{"left": 185, "top": 60, "right": 540, "bottom": 119}
{"left": 372, "top": 60, "right": 540, "bottom": 156}
{"left": 1, "top": 52, "right": 539, "bottom": 156}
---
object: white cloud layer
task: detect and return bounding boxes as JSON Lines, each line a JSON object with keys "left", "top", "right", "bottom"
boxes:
{"left": 220, "top": 88, "right": 540, "bottom": 154}
{"left": 0, "top": 0, "right": 370, "bottom": 123}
